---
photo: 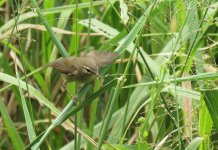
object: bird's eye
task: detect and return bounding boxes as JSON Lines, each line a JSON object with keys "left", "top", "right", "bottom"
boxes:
{"left": 86, "top": 68, "right": 92, "bottom": 73}
{"left": 81, "top": 65, "right": 95, "bottom": 75}
{"left": 83, "top": 67, "right": 93, "bottom": 74}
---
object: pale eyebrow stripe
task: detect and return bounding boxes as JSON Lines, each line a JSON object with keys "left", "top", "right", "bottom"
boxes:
{"left": 81, "top": 65, "right": 96, "bottom": 74}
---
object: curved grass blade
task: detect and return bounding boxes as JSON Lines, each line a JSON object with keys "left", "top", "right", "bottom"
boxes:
{"left": 123, "top": 72, "right": 218, "bottom": 88}
{"left": 15, "top": 63, "right": 37, "bottom": 146}
{"left": 60, "top": 79, "right": 117, "bottom": 125}
{"left": 29, "top": 0, "right": 68, "bottom": 57}
{"left": 199, "top": 96, "right": 212, "bottom": 150}
{"left": 0, "top": 97, "right": 25, "bottom": 150}
{"left": 185, "top": 137, "right": 204, "bottom": 150}
{"left": 201, "top": 89, "right": 218, "bottom": 131}
{"left": 0, "top": 1, "right": 105, "bottom": 33}
{"left": 0, "top": 72, "right": 60, "bottom": 114}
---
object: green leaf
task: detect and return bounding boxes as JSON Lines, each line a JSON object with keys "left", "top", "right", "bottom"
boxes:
{"left": 0, "top": 1, "right": 105, "bottom": 33}
{"left": 15, "top": 66, "right": 37, "bottom": 144}
{"left": 199, "top": 95, "right": 212, "bottom": 135}
{"left": 199, "top": 95, "right": 212, "bottom": 150}
{"left": 119, "top": 0, "right": 129, "bottom": 25}
{"left": 0, "top": 72, "right": 60, "bottom": 115}
{"left": 185, "top": 137, "right": 204, "bottom": 150}
{"left": 201, "top": 89, "right": 218, "bottom": 131}
{"left": 114, "top": 1, "right": 157, "bottom": 54}
{"left": 0, "top": 97, "right": 25, "bottom": 150}
{"left": 135, "top": 141, "right": 148, "bottom": 150}
{"left": 29, "top": 0, "right": 68, "bottom": 57}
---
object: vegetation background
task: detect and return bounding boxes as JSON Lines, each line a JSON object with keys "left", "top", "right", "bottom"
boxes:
{"left": 0, "top": 0, "right": 217, "bottom": 149}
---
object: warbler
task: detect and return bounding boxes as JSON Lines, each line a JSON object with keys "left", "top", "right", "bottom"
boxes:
{"left": 46, "top": 50, "right": 118, "bottom": 83}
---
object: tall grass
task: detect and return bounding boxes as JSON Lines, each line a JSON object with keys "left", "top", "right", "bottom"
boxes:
{"left": 0, "top": 0, "right": 218, "bottom": 149}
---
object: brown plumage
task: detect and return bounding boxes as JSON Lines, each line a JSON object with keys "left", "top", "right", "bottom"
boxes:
{"left": 46, "top": 51, "right": 118, "bottom": 83}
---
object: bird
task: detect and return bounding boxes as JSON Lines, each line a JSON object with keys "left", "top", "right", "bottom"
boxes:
{"left": 46, "top": 50, "right": 118, "bottom": 84}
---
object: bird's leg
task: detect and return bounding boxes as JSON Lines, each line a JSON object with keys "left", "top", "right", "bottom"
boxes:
{"left": 62, "top": 80, "right": 67, "bottom": 88}
{"left": 62, "top": 81, "right": 78, "bottom": 104}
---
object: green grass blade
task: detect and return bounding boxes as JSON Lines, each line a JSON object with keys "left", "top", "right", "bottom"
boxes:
{"left": 0, "top": 1, "right": 105, "bottom": 33}
{"left": 33, "top": 100, "right": 75, "bottom": 149}
{"left": 201, "top": 89, "right": 218, "bottom": 131}
{"left": 114, "top": 1, "right": 158, "bottom": 54}
{"left": 185, "top": 137, "right": 204, "bottom": 150}
{"left": 27, "top": 79, "right": 116, "bottom": 149}
{"left": 123, "top": 72, "right": 218, "bottom": 88}
{"left": 60, "top": 79, "right": 117, "bottom": 125}
{"left": 0, "top": 72, "right": 60, "bottom": 114}
{"left": 199, "top": 96, "right": 212, "bottom": 150}
{"left": 98, "top": 78, "right": 123, "bottom": 150}
{"left": 29, "top": 0, "right": 68, "bottom": 57}
{"left": 0, "top": 97, "right": 25, "bottom": 150}
{"left": 15, "top": 65, "right": 37, "bottom": 144}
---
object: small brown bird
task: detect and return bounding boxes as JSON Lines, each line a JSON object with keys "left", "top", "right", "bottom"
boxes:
{"left": 46, "top": 51, "right": 118, "bottom": 84}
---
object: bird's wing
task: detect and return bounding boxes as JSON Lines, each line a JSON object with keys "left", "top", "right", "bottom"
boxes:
{"left": 47, "top": 57, "right": 78, "bottom": 74}
{"left": 85, "top": 51, "right": 118, "bottom": 68}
